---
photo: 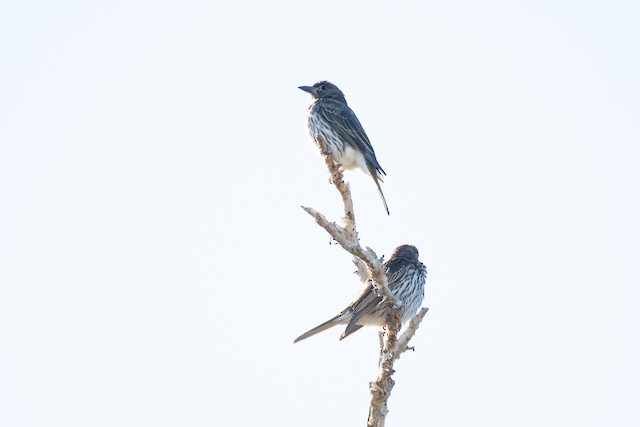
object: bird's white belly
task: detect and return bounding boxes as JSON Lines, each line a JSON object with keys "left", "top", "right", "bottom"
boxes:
{"left": 335, "top": 145, "right": 366, "bottom": 171}
{"left": 306, "top": 120, "right": 368, "bottom": 173}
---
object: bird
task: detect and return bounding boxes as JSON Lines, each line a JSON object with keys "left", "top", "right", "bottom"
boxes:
{"left": 298, "top": 81, "right": 390, "bottom": 215}
{"left": 293, "top": 245, "right": 427, "bottom": 343}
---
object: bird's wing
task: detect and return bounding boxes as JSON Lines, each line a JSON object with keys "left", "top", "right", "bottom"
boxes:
{"left": 318, "top": 100, "right": 386, "bottom": 175}
{"left": 345, "top": 281, "right": 383, "bottom": 330}
{"left": 349, "top": 261, "right": 414, "bottom": 320}
{"left": 343, "top": 260, "right": 420, "bottom": 337}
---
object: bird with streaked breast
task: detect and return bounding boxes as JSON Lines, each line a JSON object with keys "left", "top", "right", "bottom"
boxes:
{"left": 293, "top": 244, "right": 427, "bottom": 343}
{"left": 299, "top": 81, "right": 390, "bottom": 215}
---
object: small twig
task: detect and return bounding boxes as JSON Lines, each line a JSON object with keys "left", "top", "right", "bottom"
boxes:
{"left": 301, "top": 207, "right": 378, "bottom": 271}
{"left": 353, "top": 257, "right": 370, "bottom": 283}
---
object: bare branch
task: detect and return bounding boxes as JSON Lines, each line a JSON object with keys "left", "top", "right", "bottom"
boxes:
{"left": 300, "top": 135, "right": 390, "bottom": 303}
{"left": 302, "top": 134, "right": 428, "bottom": 427}
{"left": 314, "top": 135, "right": 356, "bottom": 224}
{"left": 393, "top": 307, "right": 429, "bottom": 360}
{"left": 367, "top": 308, "right": 429, "bottom": 427}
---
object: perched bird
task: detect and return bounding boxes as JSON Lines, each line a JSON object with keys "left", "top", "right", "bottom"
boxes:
{"left": 294, "top": 245, "right": 427, "bottom": 343}
{"left": 299, "top": 81, "right": 390, "bottom": 215}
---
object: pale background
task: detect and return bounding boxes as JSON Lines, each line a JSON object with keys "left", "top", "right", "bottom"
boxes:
{"left": 1, "top": 1, "right": 639, "bottom": 426}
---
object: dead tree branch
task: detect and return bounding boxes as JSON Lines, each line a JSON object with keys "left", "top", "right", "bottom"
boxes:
{"left": 301, "top": 135, "right": 428, "bottom": 427}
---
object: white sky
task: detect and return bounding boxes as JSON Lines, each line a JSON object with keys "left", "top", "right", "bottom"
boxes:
{"left": 1, "top": 1, "right": 639, "bottom": 426}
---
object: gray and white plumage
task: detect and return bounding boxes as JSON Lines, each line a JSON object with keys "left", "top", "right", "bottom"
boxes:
{"left": 293, "top": 245, "right": 427, "bottom": 343}
{"left": 298, "top": 81, "right": 389, "bottom": 215}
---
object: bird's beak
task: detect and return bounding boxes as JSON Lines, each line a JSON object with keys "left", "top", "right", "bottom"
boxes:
{"left": 298, "top": 85, "right": 314, "bottom": 94}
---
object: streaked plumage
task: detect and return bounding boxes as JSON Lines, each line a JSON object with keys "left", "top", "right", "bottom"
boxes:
{"left": 299, "top": 81, "right": 389, "bottom": 215}
{"left": 294, "top": 245, "right": 427, "bottom": 343}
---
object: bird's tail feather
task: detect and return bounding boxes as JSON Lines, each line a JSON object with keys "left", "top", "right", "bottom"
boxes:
{"left": 368, "top": 165, "right": 389, "bottom": 215}
{"left": 339, "top": 324, "right": 364, "bottom": 340}
{"left": 293, "top": 313, "right": 347, "bottom": 343}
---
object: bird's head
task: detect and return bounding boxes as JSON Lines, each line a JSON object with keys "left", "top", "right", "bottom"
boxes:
{"left": 390, "top": 245, "right": 420, "bottom": 261}
{"left": 298, "top": 81, "right": 346, "bottom": 102}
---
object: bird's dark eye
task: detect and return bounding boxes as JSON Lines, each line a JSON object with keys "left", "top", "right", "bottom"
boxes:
{"left": 320, "top": 85, "right": 327, "bottom": 90}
